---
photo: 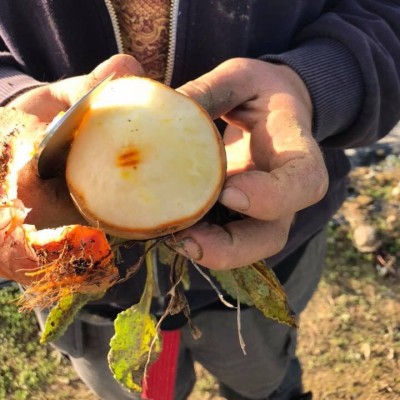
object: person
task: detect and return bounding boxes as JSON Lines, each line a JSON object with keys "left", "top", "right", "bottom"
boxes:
{"left": 1, "top": 1, "right": 400, "bottom": 399}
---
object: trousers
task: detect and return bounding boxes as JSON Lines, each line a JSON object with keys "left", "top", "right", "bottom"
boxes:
{"left": 35, "top": 228, "right": 327, "bottom": 400}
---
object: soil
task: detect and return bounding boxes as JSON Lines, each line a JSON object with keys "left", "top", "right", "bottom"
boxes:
{"left": 296, "top": 153, "right": 400, "bottom": 400}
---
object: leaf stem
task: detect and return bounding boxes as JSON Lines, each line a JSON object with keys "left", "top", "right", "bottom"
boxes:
{"left": 139, "top": 240, "right": 155, "bottom": 313}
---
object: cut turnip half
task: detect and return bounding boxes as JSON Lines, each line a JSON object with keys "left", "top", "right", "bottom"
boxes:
{"left": 66, "top": 77, "right": 226, "bottom": 239}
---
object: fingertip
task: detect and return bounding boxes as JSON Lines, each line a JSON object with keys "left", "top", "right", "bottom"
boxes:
{"left": 172, "top": 223, "right": 236, "bottom": 270}
{"left": 170, "top": 236, "right": 203, "bottom": 261}
{"left": 94, "top": 54, "right": 145, "bottom": 80}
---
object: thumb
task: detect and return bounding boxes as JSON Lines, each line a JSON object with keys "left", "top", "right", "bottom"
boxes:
{"left": 55, "top": 54, "right": 145, "bottom": 105}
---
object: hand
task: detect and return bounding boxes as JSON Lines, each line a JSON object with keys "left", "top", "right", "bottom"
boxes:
{"left": 7, "top": 55, "right": 144, "bottom": 229}
{"left": 173, "top": 58, "right": 328, "bottom": 270}
{"left": 1, "top": 55, "right": 144, "bottom": 284}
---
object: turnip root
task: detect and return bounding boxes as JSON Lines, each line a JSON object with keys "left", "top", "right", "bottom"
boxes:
{"left": 0, "top": 108, "right": 118, "bottom": 308}
{"left": 66, "top": 77, "right": 226, "bottom": 239}
{"left": 23, "top": 225, "right": 117, "bottom": 308}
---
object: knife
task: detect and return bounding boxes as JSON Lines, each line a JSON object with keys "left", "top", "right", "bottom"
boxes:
{"left": 36, "top": 72, "right": 115, "bottom": 179}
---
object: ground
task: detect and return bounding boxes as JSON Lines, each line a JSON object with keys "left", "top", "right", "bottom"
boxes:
{"left": 0, "top": 153, "right": 399, "bottom": 400}
{"left": 297, "top": 154, "right": 400, "bottom": 400}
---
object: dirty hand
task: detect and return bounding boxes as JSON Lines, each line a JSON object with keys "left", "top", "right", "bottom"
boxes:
{"left": 7, "top": 55, "right": 144, "bottom": 229}
{"left": 174, "top": 58, "right": 329, "bottom": 270}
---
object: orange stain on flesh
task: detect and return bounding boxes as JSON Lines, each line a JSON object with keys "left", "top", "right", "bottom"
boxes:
{"left": 116, "top": 147, "right": 141, "bottom": 169}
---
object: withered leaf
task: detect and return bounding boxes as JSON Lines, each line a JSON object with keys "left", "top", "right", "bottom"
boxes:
{"left": 213, "top": 261, "right": 297, "bottom": 327}
{"left": 41, "top": 291, "right": 105, "bottom": 344}
{"left": 108, "top": 243, "right": 162, "bottom": 392}
{"left": 107, "top": 304, "right": 161, "bottom": 392}
{"left": 210, "top": 269, "right": 253, "bottom": 306}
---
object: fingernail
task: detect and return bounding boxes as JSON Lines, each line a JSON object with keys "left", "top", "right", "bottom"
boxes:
{"left": 174, "top": 237, "right": 203, "bottom": 260}
{"left": 219, "top": 187, "right": 250, "bottom": 211}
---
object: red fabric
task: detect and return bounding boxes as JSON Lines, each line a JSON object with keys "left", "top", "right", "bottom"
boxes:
{"left": 142, "top": 330, "right": 181, "bottom": 400}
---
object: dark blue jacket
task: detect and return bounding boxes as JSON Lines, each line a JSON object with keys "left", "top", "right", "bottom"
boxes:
{"left": 1, "top": 0, "right": 400, "bottom": 312}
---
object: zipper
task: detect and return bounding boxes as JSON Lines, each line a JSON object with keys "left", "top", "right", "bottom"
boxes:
{"left": 164, "top": 0, "right": 180, "bottom": 86}
{"left": 103, "top": 0, "right": 124, "bottom": 53}
{"left": 103, "top": 0, "right": 178, "bottom": 85}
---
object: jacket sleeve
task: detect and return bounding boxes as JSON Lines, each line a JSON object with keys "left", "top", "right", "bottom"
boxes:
{"left": 262, "top": 0, "right": 400, "bottom": 148}
{"left": 0, "top": 37, "right": 43, "bottom": 106}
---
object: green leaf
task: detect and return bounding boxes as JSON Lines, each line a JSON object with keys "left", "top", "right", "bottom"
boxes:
{"left": 231, "top": 261, "right": 297, "bottom": 327}
{"left": 40, "top": 291, "right": 105, "bottom": 344}
{"left": 108, "top": 241, "right": 162, "bottom": 392}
